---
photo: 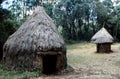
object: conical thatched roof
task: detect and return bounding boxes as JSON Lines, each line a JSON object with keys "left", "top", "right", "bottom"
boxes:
{"left": 3, "top": 6, "right": 65, "bottom": 54}
{"left": 91, "top": 27, "right": 113, "bottom": 44}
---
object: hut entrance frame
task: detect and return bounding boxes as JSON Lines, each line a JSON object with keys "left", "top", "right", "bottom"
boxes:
{"left": 36, "top": 51, "right": 65, "bottom": 74}
{"left": 42, "top": 55, "right": 57, "bottom": 74}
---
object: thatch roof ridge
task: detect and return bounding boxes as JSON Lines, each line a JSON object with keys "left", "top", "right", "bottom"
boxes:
{"left": 3, "top": 6, "right": 65, "bottom": 55}
{"left": 91, "top": 27, "right": 113, "bottom": 43}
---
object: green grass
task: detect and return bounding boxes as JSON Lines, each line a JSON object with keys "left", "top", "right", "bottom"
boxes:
{"left": 115, "top": 60, "right": 120, "bottom": 67}
{"left": 67, "top": 42, "right": 108, "bottom": 68}
{"left": 67, "top": 54, "right": 86, "bottom": 64}
{"left": 67, "top": 53, "right": 105, "bottom": 67}
{"left": 0, "top": 64, "right": 41, "bottom": 79}
{"left": 67, "top": 41, "right": 94, "bottom": 50}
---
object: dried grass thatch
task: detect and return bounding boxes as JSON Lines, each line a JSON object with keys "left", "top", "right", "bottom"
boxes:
{"left": 3, "top": 6, "right": 67, "bottom": 71}
{"left": 91, "top": 27, "right": 113, "bottom": 44}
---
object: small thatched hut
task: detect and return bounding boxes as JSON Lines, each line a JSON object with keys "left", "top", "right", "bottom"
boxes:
{"left": 91, "top": 27, "right": 113, "bottom": 53}
{"left": 3, "top": 6, "right": 67, "bottom": 74}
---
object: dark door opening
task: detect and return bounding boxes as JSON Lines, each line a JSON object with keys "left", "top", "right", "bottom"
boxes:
{"left": 42, "top": 55, "right": 57, "bottom": 74}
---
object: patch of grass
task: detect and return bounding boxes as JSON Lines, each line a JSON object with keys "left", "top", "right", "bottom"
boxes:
{"left": 67, "top": 42, "right": 94, "bottom": 50}
{"left": 67, "top": 44, "right": 79, "bottom": 50}
{"left": 115, "top": 60, "right": 120, "bottom": 67}
{"left": 0, "top": 64, "right": 41, "bottom": 79}
{"left": 67, "top": 54, "right": 87, "bottom": 68}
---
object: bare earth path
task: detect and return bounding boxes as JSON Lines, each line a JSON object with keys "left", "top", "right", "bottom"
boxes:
{"left": 34, "top": 43, "right": 120, "bottom": 79}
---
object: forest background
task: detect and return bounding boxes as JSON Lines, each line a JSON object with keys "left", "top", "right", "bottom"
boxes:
{"left": 0, "top": 0, "right": 120, "bottom": 58}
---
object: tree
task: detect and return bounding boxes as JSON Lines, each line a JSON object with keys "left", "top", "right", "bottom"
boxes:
{"left": 0, "top": 1, "right": 20, "bottom": 60}
{"left": 54, "top": 0, "right": 94, "bottom": 41}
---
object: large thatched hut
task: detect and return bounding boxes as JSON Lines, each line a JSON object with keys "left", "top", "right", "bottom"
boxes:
{"left": 91, "top": 27, "right": 113, "bottom": 53}
{"left": 3, "top": 6, "right": 67, "bottom": 74}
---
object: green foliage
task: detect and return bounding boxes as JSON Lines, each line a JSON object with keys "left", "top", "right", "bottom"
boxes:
{"left": 0, "top": 7, "right": 21, "bottom": 60}
{"left": 0, "top": 64, "right": 41, "bottom": 79}
{"left": 0, "top": 19, "right": 19, "bottom": 42}
{"left": 95, "top": 1, "right": 108, "bottom": 26}
{"left": 0, "top": 19, "right": 16, "bottom": 42}
{"left": 1, "top": 0, "right": 120, "bottom": 43}
{"left": 54, "top": 0, "right": 93, "bottom": 41}
{"left": 52, "top": 0, "right": 120, "bottom": 42}
{"left": 43, "top": 3, "right": 53, "bottom": 18}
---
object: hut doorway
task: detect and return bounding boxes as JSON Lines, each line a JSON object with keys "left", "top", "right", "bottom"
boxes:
{"left": 42, "top": 55, "right": 57, "bottom": 74}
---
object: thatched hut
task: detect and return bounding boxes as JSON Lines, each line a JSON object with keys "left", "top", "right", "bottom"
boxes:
{"left": 91, "top": 27, "right": 113, "bottom": 53}
{"left": 3, "top": 6, "right": 67, "bottom": 74}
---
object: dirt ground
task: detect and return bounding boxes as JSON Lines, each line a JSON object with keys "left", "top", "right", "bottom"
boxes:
{"left": 34, "top": 43, "right": 120, "bottom": 79}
